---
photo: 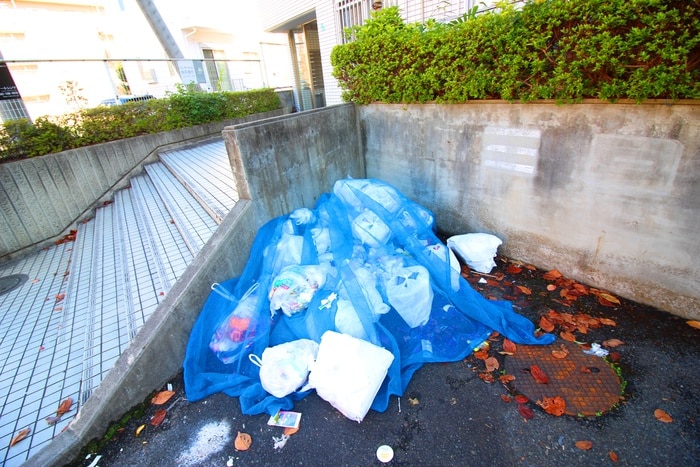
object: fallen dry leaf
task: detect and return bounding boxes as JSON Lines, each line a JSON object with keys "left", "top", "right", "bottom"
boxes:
{"left": 473, "top": 349, "right": 489, "bottom": 361}
{"left": 518, "top": 403, "right": 534, "bottom": 419}
{"left": 56, "top": 397, "right": 73, "bottom": 417}
{"left": 485, "top": 356, "right": 500, "bottom": 372}
{"left": 539, "top": 316, "right": 555, "bottom": 333}
{"left": 551, "top": 349, "right": 569, "bottom": 359}
{"left": 150, "top": 409, "right": 167, "bottom": 427}
{"left": 151, "top": 390, "right": 175, "bottom": 405}
{"left": 546, "top": 284, "right": 557, "bottom": 291}
{"left": 501, "top": 394, "right": 512, "bottom": 403}
{"left": 530, "top": 365, "right": 549, "bottom": 384}
{"left": 602, "top": 339, "right": 624, "bottom": 348}
{"left": 135, "top": 424, "right": 146, "bottom": 437}
{"left": 408, "top": 397, "right": 420, "bottom": 406}
{"left": 10, "top": 428, "right": 30, "bottom": 447}
{"left": 45, "top": 415, "right": 62, "bottom": 425}
{"left": 514, "top": 395, "right": 529, "bottom": 404}
{"left": 598, "top": 292, "right": 620, "bottom": 305}
{"left": 235, "top": 431, "right": 252, "bottom": 451}
{"left": 598, "top": 296, "right": 617, "bottom": 307}
{"left": 498, "top": 374, "right": 515, "bottom": 384}
{"left": 537, "top": 396, "right": 566, "bottom": 416}
{"left": 575, "top": 440, "right": 593, "bottom": 451}
{"left": 654, "top": 409, "right": 673, "bottom": 423}
{"left": 560, "top": 331, "right": 577, "bottom": 342}
{"left": 478, "top": 372, "right": 495, "bottom": 383}
{"left": 543, "top": 269, "right": 562, "bottom": 280}
{"left": 283, "top": 426, "right": 299, "bottom": 436}
{"left": 503, "top": 338, "right": 516, "bottom": 354}
{"left": 686, "top": 320, "right": 700, "bottom": 330}
{"left": 609, "top": 451, "right": 619, "bottom": 463}
{"left": 55, "top": 293, "right": 65, "bottom": 302}
{"left": 507, "top": 264, "right": 522, "bottom": 274}
{"left": 599, "top": 318, "right": 617, "bottom": 326}
{"left": 516, "top": 285, "right": 532, "bottom": 295}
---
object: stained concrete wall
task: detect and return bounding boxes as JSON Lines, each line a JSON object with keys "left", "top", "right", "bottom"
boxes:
{"left": 0, "top": 109, "right": 284, "bottom": 263}
{"left": 224, "top": 103, "right": 365, "bottom": 225}
{"left": 360, "top": 102, "right": 700, "bottom": 320}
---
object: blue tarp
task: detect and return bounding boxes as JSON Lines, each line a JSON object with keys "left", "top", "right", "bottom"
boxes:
{"left": 184, "top": 179, "right": 554, "bottom": 416}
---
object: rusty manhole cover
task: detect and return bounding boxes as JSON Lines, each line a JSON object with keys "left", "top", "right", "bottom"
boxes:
{"left": 504, "top": 340, "right": 621, "bottom": 416}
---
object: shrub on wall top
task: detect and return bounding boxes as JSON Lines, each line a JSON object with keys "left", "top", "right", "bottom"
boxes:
{"left": 331, "top": 1, "right": 700, "bottom": 104}
{"left": 0, "top": 87, "right": 281, "bottom": 162}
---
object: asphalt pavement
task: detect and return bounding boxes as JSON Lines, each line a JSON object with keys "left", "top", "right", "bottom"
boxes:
{"left": 66, "top": 256, "right": 699, "bottom": 466}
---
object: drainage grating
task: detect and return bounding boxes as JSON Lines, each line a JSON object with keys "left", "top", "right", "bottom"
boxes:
{"left": 504, "top": 340, "right": 622, "bottom": 417}
{"left": 0, "top": 273, "right": 29, "bottom": 296}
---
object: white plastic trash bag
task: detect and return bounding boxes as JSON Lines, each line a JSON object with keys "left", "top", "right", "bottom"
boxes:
{"left": 308, "top": 331, "right": 394, "bottom": 422}
{"left": 447, "top": 233, "right": 502, "bottom": 273}
{"left": 269, "top": 263, "right": 332, "bottom": 316}
{"left": 385, "top": 265, "right": 433, "bottom": 328}
{"left": 351, "top": 210, "right": 392, "bottom": 248}
{"left": 249, "top": 339, "right": 319, "bottom": 398}
{"left": 424, "top": 243, "right": 461, "bottom": 291}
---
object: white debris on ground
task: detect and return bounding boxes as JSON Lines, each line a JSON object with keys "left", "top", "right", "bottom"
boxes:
{"left": 176, "top": 420, "right": 231, "bottom": 465}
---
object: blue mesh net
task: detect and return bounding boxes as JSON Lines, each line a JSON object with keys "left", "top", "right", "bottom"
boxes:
{"left": 184, "top": 178, "right": 554, "bottom": 415}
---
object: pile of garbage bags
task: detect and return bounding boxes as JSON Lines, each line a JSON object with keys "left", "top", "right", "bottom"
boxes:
{"left": 184, "top": 179, "right": 554, "bottom": 421}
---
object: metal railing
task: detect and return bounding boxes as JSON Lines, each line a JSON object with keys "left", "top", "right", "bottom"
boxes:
{"left": 1, "top": 53, "right": 292, "bottom": 122}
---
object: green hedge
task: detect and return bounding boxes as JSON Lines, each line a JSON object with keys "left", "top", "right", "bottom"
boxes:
{"left": 331, "top": 1, "right": 700, "bottom": 104}
{"left": 0, "top": 86, "right": 281, "bottom": 162}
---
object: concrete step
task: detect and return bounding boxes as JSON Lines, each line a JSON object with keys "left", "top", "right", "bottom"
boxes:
{"left": 0, "top": 137, "right": 236, "bottom": 465}
{"left": 144, "top": 162, "right": 219, "bottom": 256}
{"left": 159, "top": 140, "right": 238, "bottom": 224}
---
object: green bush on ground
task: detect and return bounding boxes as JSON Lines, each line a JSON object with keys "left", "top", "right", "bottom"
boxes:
{"left": 331, "top": 1, "right": 700, "bottom": 104}
{"left": 0, "top": 86, "right": 281, "bottom": 162}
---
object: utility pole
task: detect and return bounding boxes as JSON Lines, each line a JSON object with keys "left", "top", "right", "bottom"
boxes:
{"left": 134, "top": 0, "right": 185, "bottom": 79}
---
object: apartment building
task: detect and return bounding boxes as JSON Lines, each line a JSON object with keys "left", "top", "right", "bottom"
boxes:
{"left": 0, "top": 0, "right": 289, "bottom": 120}
{"left": 258, "top": 0, "right": 498, "bottom": 110}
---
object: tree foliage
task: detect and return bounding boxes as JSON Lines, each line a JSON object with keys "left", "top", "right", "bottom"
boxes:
{"left": 331, "top": 1, "right": 700, "bottom": 104}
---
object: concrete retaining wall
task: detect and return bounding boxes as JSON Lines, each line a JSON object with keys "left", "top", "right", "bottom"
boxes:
{"left": 360, "top": 102, "right": 700, "bottom": 320}
{"left": 0, "top": 109, "right": 284, "bottom": 263}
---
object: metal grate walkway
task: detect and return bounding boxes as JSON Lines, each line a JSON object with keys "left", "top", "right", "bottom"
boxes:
{"left": 0, "top": 139, "right": 236, "bottom": 466}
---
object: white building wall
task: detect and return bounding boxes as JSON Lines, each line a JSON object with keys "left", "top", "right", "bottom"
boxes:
{"left": 259, "top": 0, "right": 501, "bottom": 106}
{"left": 258, "top": 0, "right": 317, "bottom": 30}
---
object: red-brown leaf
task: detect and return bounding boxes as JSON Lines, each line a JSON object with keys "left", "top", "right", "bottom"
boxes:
{"left": 514, "top": 395, "right": 529, "bottom": 404}
{"left": 151, "top": 390, "right": 175, "bottom": 405}
{"left": 530, "top": 365, "right": 549, "bottom": 384}
{"left": 599, "top": 318, "right": 617, "bottom": 326}
{"left": 543, "top": 269, "right": 562, "bottom": 280}
{"left": 516, "top": 285, "right": 532, "bottom": 295}
{"left": 517, "top": 403, "right": 534, "bottom": 419}
{"left": 473, "top": 349, "right": 489, "bottom": 361}
{"left": 603, "top": 338, "right": 624, "bottom": 348}
{"left": 507, "top": 264, "right": 522, "bottom": 274}
{"left": 560, "top": 331, "right": 577, "bottom": 342}
{"left": 609, "top": 451, "right": 619, "bottom": 463}
{"left": 546, "top": 284, "right": 557, "bottom": 291}
{"left": 56, "top": 397, "right": 73, "bottom": 416}
{"left": 485, "top": 356, "right": 500, "bottom": 372}
{"left": 654, "top": 409, "right": 673, "bottom": 423}
{"left": 537, "top": 396, "right": 566, "bottom": 416}
{"left": 551, "top": 349, "right": 569, "bottom": 359}
{"left": 150, "top": 409, "right": 167, "bottom": 427}
{"left": 499, "top": 374, "right": 515, "bottom": 384}
{"left": 539, "top": 316, "right": 555, "bottom": 333}
{"left": 575, "top": 440, "right": 593, "bottom": 450}
{"left": 10, "top": 428, "right": 30, "bottom": 447}
{"left": 501, "top": 394, "right": 512, "bottom": 403}
{"left": 503, "top": 339, "right": 517, "bottom": 354}
{"left": 478, "top": 372, "right": 495, "bottom": 383}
